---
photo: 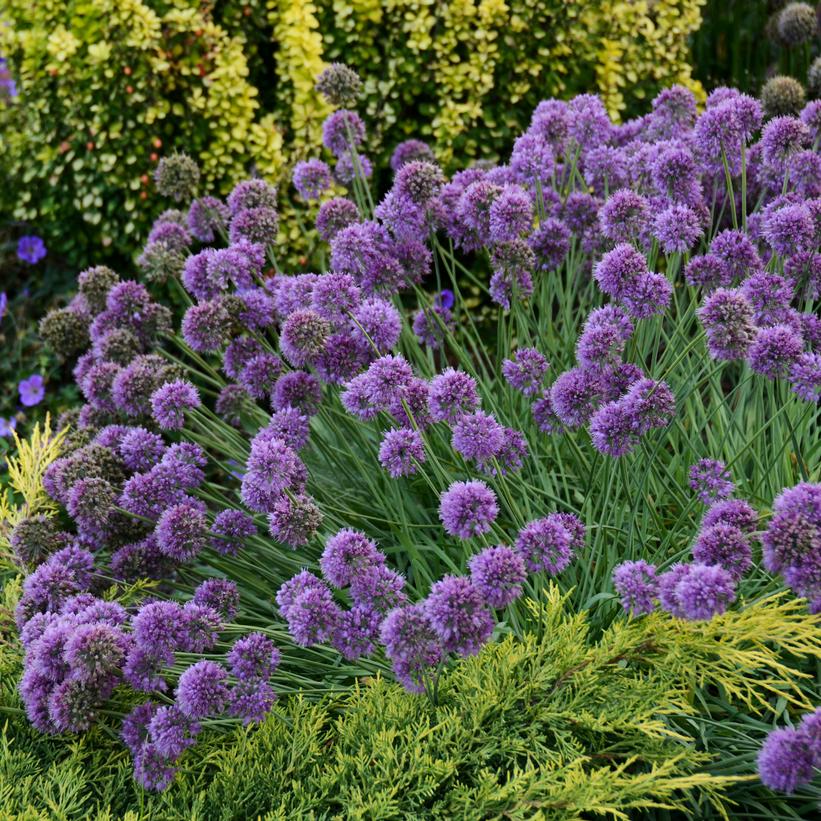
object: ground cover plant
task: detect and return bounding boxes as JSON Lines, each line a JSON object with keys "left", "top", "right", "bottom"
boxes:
{"left": 1, "top": 66, "right": 820, "bottom": 817}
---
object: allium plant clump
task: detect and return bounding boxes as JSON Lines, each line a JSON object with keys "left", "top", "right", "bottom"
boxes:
{"left": 16, "top": 67, "right": 821, "bottom": 804}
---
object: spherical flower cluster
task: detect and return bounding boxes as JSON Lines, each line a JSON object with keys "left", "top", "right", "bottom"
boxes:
{"left": 501, "top": 348, "right": 549, "bottom": 396}
{"left": 688, "top": 459, "right": 735, "bottom": 505}
{"left": 150, "top": 380, "right": 201, "bottom": 430}
{"left": 424, "top": 575, "right": 495, "bottom": 656}
{"left": 468, "top": 546, "right": 527, "bottom": 609}
{"left": 439, "top": 481, "right": 499, "bottom": 540}
{"left": 378, "top": 428, "right": 425, "bottom": 478}
{"left": 612, "top": 560, "right": 658, "bottom": 615}
{"left": 292, "top": 159, "right": 332, "bottom": 200}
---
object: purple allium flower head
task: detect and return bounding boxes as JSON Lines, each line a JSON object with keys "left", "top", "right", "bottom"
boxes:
{"left": 132, "top": 743, "right": 177, "bottom": 792}
{"left": 241, "top": 438, "right": 306, "bottom": 513}
{"left": 509, "top": 132, "right": 554, "bottom": 187}
{"left": 18, "top": 374, "right": 45, "bottom": 407}
{"left": 702, "top": 499, "right": 758, "bottom": 533}
{"left": 622, "top": 377, "right": 676, "bottom": 433}
{"left": 282, "top": 581, "right": 341, "bottom": 646}
{"left": 194, "top": 578, "right": 240, "bottom": 621}
{"left": 488, "top": 239, "right": 535, "bottom": 309}
{"left": 271, "top": 371, "right": 322, "bottom": 416}
{"left": 412, "top": 305, "right": 454, "bottom": 350}
{"left": 390, "top": 139, "right": 436, "bottom": 172}
{"left": 334, "top": 151, "right": 372, "bottom": 186}
{"left": 582, "top": 145, "right": 628, "bottom": 196}
{"left": 280, "top": 309, "right": 330, "bottom": 367}
{"left": 761, "top": 116, "right": 810, "bottom": 170}
{"left": 798, "top": 708, "right": 821, "bottom": 763}
{"left": 161, "top": 442, "right": 206, "bottom": 488}
{"left": 155, "top": 501, "right": 208, "bottom": 562}
{"left": 119, "top": 466, "right": 187, "bottom": 521}
{"left": 223, "top": 337, "right": 264, "bottom": 381}
{"left": 451, "top": 411, "right": 504, "bottom": 464}
{"left": 228, "top": 679, "right": 276, "bottom": 725}
{"left": 47, "top": 677, "right": 100, "bottom": 733}
{"left": 593, "top": 243, "right": 648, "bottom": 301}
{"left": 550, "top": 367, "right": 603, "bottom": 428}
{"left": 187, "top": 196, "right": 229, "bottom": 243}
{"left": 148, "top": 706, "right": 200, "bottom": 759}
{"left": 81, "top": 361, "right": 120, "bottom": 412}
{"left": 17, "top": 235, "right": 47, "bottom": 264}
{"left": 379, "top": 604, "right": 442, "bottom": 693}
{"left": 424, "top": 575, "right": 495, "bottom": 657}
{"left": 311, "top": 272, "right": 361, "bottom": 324}
{"left": 270, "top": 273, "right": 317, "bottom": 318}
{"left": 502, "top": 348, "right": 549, "bottom": 396}
{"left": 655, "top": 563, "right": 690, "bottom": 618}
{"left": 375, "top": 189, "right": 428, "bottom": 243}
{"left": 150, "top": 379, "right": 200, "bottom": 430}
{"left": 689, "top": 459, "right": 735, "bottom": 505}
{"left": 531, "top": 390, "right": 565, "bottom": 435}
{"left": 800, "top": 99, "right": 821, "bottom": 141}
{"left": 692, "top": 523, "right": 752, "bottom": 581}
{"left": 239, "top": 352, "right": 283, "bottom": 400}
{"left": 237, "top": 288, "right": 276, "bottom": 331}
{"left": 652, "top": 204, "right": 704, "bottom": 254}
{"left": 529, "top": 98, "right": 569, "bottom": 149}
{"left": 116, "top": 428, "right": 165, "bottom": 475}
{"left": 589, "top": 400, "right": 641, "bottom": 457}
{"left": 320, "top": 529, "right": 384, "bottom": 589}
{"left": 761, "top": 483, "right": 821, "bottom": 604}
{"left": 516, "top": 514, "right": 578, "bottom": 574}
{"left": 672, "top": 563, "right": 736, "bottom": 620}
{"left": 648, "top": 85, "right": 698, "bottom": 136}
{"left": 612, "top": 560, "right": 658, "bottom": 615}
{"left": 742, "top": 271, "right": 793, "bottom": 326}
{"left": 350, "top": 296, "right": 401, "bottom": 353}
{"left": 229, "top": 206, "right": 278, "bottom": 246}
{"left": 529, "top": 217, "right": 571, "bottom": 271}
{"left": 577, "top": 306, "right": 634, "bottom": 369}
{"left": 394, "top": 160, "right": 445, "bottom": 206}
{"left": 315, "top": 197, "right": 359, "bottom": 242}
{"left": 341, "top": 374, "right": 378, "bottom": 420}
{"left": 650, "top": 144, "right": 702, "bottom": 205}
{"left": 227, "top": 179, "right": 277, "bottom": 215}
{"left": 599, "top": 189, "right": 649, "bottom": 243}
{"left": 764, "top": 203, "right": 815, "bottom": 257}
{"left": 258, "top": 407, "right": 311, "bottom": 452}
{"left": 748, "top": 324, "right": 804, "bottom": 379}
{"left": 180, "top": 600, "right": 221, "bottom": 653}
{"left": 698, "top": 288, "right": 757, "bottom": 360}
{"left": 131, "top": 600, "right": 187, "bottom": 658}
{"left": 292, "top": 159, "right": 332, "bottom": 200}
{"left": 488, "top": 185, "right": 533, "bottom": 243}
{"left": 379, "top": 375, "right": 427, "bottom": 429}
{"left": 439, "top": 480, "right": 499, "bottom": 539}
{"left": 567, "top": 93, "right": 612, "bottom": 149}
{"left": 362, "top": 354, "right": 413, "bottom": 406}
{"left": 316, "top": 332, "right": 368, "bottom": 384}
{"left": 122, "top": 702, "right": 160, "bottom": 755}
{"left": 709, "top": 229, "right": 762, "bottom": 280}
{"left": 457, "top": 179, "right": 502, "bottom": 237}
{"left": 228, "top": 633, "right": 280, "bottom": 681}
{"left": 758, "top": 728, "right": 816, "bottom": 793}
{"left": 176, "top": 659, "right": 229, "bottom": 718}
{"left": 694, "top": 105, "right": 743, "bottom": 171}
{"left": 468, "top": 545, "right": 527, "bottom": 609}
{"left": 378, "top": 428, "right": 425, "bottom": 478}
{"left": 621, "top": 272, "right": 673, "bottom": 320}
{"left": 66, "top": 476, "right": 117, "bottom": 535}
{"left": 123, "top": 645, "right": 170, "bottom": 693}
{"left": 181, "top": 298, "right": 233, "bottom": 353}
{"left": 789, "top": 352, "right": 821, "bottom": 402}
{"left": 267, "top": 492, "right": 322, "bottom": 548}
{"left": 322, "top": 109, "right": 366, "bottom": 156}
{"left": 480, "top": 427, "right": 528, "bottom": 477}
{"left": 349, "top": 563, "right": 407, "bottom": 613}
{"left": 428, "top": 368, "right": 479, "bottom": 424}
{"left": 789, "top": 150, "right": 821, "bottom": 198}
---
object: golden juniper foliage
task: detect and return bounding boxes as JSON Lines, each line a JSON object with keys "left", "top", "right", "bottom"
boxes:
{"left": 0, "top": 0, "right": 703, "bottom": 263}
{"left": 2, "top": 585, "right": 818, "bottom": 819}
{"left": 0, "top": 415, "right": 65, "bottom": 562}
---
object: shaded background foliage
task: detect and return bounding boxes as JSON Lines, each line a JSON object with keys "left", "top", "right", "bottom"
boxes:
{"left": 0, "top": 0, "right": 704, "bottom": 268}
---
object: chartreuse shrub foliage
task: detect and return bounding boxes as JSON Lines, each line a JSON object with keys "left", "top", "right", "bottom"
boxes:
{"left": 0, "top": 0, "right": 704, "bottom": 265}
{"left": 2, "top": 578, "right": 820, "bottom": 819}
